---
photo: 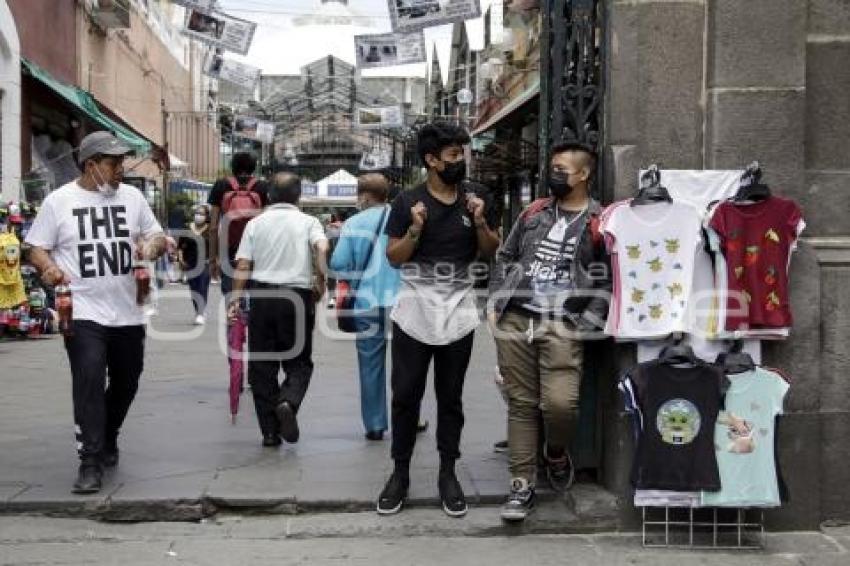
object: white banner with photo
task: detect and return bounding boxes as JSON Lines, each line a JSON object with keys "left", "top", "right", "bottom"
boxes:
{"left": 387, "top": 0, "right": 481, "bottom": 33}
{"left": 204, "top": 51, "right": 261, "bottom": 90}
{"left": 182, "top": 8, "right": 257, "bottom": 56}
{"left": 170, "top": 0, "right": 215, "bottom": 12}
{"left": 354, "top": 31, "right": 427, "bottom": 69}
{"left": 354, "top": 106, "right": 404, "bottom": 129}
{"left": 234, "top": 117, "right": 276, "bottom": 144}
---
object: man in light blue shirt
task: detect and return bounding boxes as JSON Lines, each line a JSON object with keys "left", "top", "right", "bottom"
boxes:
{"left": 330, "top": 173, "right": 400, "bottom": 440}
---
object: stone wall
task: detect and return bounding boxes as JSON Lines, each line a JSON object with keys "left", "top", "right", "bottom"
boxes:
{"left": 603, "top": 0, "right": 850, "bottom": 529}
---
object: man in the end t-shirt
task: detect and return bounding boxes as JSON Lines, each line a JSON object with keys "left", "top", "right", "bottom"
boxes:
{"left": 377, "top": 122, "right": 500, "bottom": 518}
{"left": 26, "top": 131, "right": 167, "bottom": 495}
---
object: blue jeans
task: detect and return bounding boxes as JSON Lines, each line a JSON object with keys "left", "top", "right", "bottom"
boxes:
{"left": 354, "top": 308, "right": 390, "bottom": 434}
{"left": 187, "top": 265, "right": 211, "bottom": 315}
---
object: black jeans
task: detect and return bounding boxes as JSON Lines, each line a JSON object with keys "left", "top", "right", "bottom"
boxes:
{"left": 64, "top": 320, "right": 145, "bottom": 464}
{"left": 390, "top": 323, "right": 474, "bottom": 463}
{"left": 248, "top": 285, "right": 316, "bottom": 436}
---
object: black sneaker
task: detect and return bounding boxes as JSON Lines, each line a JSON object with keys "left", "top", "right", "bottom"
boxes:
{"left": 275, "top": 401, "right": 300, "bottom": 444}
{"left": 262, "top": 433, "right": 282, "bottom": 447}
{"left": 72, "top": 463, "right": 103, "bottom": 495}
{"left": 501, "top": 477, "right": 536, "bottom": 522}
{"left": 365, "top": 430, "right": 385, "bottom": 441}
{"left": 438, "top": 473, "right": 468, "bottom": 518}
{"left": 493, "top": 440, "right": 509, "bottom": 453}
{"left": 545, "top": 446, "right": 575, "bottom": 493}
{"left": 377, "top": 473, "right": 408, "bottom": 515}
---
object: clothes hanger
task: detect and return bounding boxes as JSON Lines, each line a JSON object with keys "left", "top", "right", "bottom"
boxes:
{"left": 631, "top": 164, "right": 673, "bottom": 206}
{"left": 732, "top": 161, "right": 772, "bottom": 203}
{"left": 715, "top": 339, "right": 756, "bottom": 374}
{"left": 658, "top": 334, "right": 700, "bottom": 366}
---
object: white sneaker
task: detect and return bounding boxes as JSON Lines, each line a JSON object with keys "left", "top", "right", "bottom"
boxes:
{"left": 194, "top": 314, "right": 206, "bottom": 325}
{"left": 144, "top": 306, "right": 158, "bottom": 317}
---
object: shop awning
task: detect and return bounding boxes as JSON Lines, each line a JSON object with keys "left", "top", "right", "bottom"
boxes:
{"left": 22, "top": 59, "right": 152, "bottom": 154}
{"left": 471, "top": 80, "right": 540, "bottom": 137}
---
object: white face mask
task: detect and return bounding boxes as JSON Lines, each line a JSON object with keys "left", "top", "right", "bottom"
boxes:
{"left": 194, "top": 214, "right": 207, "bottom": 225}
{"left": 92, "top": 164, "right": 117, "bottom": 198}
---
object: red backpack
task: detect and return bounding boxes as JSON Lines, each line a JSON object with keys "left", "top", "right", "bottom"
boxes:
{"left": 221, "top": 176, "right": 262, "bottom": 250}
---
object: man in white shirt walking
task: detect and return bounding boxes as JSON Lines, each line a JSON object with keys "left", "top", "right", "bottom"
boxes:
{"left": 228, "top": 173, "right": 329, "bottom": 447}
{"left": 25, "top": 131, "right": 167, "bottom": 494}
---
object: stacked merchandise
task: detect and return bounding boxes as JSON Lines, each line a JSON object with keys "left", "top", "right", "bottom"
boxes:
{"left": 604, "top": 164, "right": 801, "bottom": 511}
{"left": 0, "top": 202, "right": 55, "bottom": 338}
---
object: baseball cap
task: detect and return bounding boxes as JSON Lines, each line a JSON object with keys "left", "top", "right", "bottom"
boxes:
{"left": 78, "top": 131, "right": 133, "bottom": 165}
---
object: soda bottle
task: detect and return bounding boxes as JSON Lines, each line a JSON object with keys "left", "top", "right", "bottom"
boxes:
{"left": 55, "top": 284, "right": 73, "bottom": 337}
{"left": 133, "top": 260, "right": 151, "bottom": 306}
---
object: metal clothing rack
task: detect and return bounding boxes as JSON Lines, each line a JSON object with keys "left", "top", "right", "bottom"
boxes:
{"left": 641, "top": 506, "right": 765, "bottom": 549}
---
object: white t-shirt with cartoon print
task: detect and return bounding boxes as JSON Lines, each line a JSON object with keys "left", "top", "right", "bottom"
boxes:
{"left": 25, "top": 181, "right": 163, "bottom": 327}
{"left": 604, "top": 201, "right": 703, "bottom": 339}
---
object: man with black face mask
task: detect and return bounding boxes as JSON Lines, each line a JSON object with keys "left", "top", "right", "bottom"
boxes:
{"left": 486, "top": 142, "right": 611, "bottom": 522}
{"left": 378, "top": 122, "right": 500, "bottom": 518}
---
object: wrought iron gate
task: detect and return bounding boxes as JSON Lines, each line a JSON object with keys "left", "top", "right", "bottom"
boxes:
{"left": 539, "top": 0, "right": 606, "bottom": 200}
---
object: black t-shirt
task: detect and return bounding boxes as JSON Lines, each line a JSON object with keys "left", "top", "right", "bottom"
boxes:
{"left": 207, "top": 176, "right": 269, "bottom": 256}
{"left": 630, "top": 360, "right": 723, "bottom": 492}
{"left": 385, "top": 182, "right": 498, "bottom": 271}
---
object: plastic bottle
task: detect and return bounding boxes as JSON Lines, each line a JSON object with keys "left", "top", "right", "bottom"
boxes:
{"left": 55, "top": 284, "right": 73, "bottom": 337}
{"left": 133, "top": 260, "right": 151, "bottom": 306}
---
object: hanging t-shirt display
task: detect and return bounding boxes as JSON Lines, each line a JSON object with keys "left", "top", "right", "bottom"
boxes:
{"left": 701, "top": 367, "right": 789, "bottom": 508}
{"left": 707, "top": 196, "right": 804, "bottom": 333}
{"left": 626, "top": 360, "right": 723, "bottom": 492}
{"left": 603, "top": 201, "right": 703, "bottom": 339}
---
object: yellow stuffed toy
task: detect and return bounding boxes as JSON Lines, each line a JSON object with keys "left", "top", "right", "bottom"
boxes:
{"left": 0, "top": 231, "right": 27, "bottom": 309}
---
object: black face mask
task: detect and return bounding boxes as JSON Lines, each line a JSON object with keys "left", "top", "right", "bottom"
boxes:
{"left": 548, "top": 173, "right": 573, "bottom": 198}
{"left": 437, "top": 159, "right": 466, "bottom": 186}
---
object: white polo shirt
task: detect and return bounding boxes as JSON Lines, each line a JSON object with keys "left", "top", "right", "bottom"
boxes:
{"left": 235, "top": 203, "right": 327, "bottom": 289}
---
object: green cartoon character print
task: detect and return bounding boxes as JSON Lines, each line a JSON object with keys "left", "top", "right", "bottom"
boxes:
{"left": 656, "top": 399, "right": 702, "bottom": 446}
{"left": 627, "top": 245, "right": 641, "bottom": 259}
{"left": 647, "top": 257, "right": 663, "bottom": 273}
{"left": 665, "top": 238, "right": 680, "bottom": 253}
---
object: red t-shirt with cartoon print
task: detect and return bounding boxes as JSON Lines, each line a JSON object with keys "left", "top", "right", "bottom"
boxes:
{"left": 709, "top": 196, "right": 803, "bottom": 331}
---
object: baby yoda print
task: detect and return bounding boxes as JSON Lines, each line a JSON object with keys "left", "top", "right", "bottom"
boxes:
{"left": 649, "top": 304, "right": 664, "bottom": 319}
{"left": 665, "top": 238, "right": 680, "bottom": 253}
{"left": 631, "top": 288, "right": 646, "bottom": 304}
{"left": 656, "top": 399, "right": 702, "bottom": 446}
{"left": 668, "top": 283, "right": 683, "bottom": 299}
{"left": 626, "top": 245, "right": 641, "bottom": 259}
{"left": 647, "top": 257, "right": 663, "bottom": 273}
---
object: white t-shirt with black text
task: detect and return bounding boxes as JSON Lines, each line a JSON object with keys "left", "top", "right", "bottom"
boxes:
{"left": 25, "top": 181, "right": 163, "bottom": 327}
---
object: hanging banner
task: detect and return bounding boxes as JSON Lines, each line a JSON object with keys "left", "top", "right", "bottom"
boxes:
{"left": 359, "top": 150, "right": 393, "bottom": 171}
{"left": 354, "top": 106, "right": 404, "bottom": 130}
{"left": 182, "top": 8, "right": 257, "bottom": 56}
{"left": 387, "top": 0, "right": 481, "bottom": 33}
{"left": 234, "top": 117, "right": 276, "bottom": 144}
{"left": 354, "top": 31, "right": 427, "bottom": 69}
{"left": 204, "top": 51, "right": 261, "bottom": 90}
{"left": 170, "top": 0, "right": 215, "bottom": 12}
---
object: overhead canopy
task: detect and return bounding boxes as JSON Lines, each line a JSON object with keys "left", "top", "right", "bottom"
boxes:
{"left": 471, "top": 79, "right": 540, "bottom": 137}
{"left": 22, "top": 59, "right": 152, "bottom": 154}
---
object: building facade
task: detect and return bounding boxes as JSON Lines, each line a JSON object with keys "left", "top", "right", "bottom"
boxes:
{"left": 0, "top": 0, "right": 21, "bottom": 202}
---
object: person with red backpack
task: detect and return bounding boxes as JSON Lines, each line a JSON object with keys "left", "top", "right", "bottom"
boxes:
{"left": 208, "top": 153, "right": 269, "bottom": 418}
{"left": 486, "top": 141, "right": 611, "bottom": 523}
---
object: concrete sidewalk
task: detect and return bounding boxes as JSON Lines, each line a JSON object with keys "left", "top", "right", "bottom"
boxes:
{"left": 0, "top": 285, "right": 618, "bottom": 527}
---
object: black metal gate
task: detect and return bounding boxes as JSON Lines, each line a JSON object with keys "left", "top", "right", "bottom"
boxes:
{"left": 539, "top": 0, "right": 606, "bottom": 200}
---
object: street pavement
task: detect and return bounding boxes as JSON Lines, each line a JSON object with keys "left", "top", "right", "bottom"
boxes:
{"left": 0, "top": 284, "right": 616, "bottom": 528}
{"left": 0, "top": 515, "right": 848, "bottom": 565}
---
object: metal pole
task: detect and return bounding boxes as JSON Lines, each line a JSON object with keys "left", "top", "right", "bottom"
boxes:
{"left": 537, "top": 0, "right": 553, "bottom": 201}
{"left": 161, "top": 98, "right": 169, "bottom": 224}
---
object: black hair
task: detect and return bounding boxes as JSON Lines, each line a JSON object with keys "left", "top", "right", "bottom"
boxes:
{"left": 268, "top": 173, "right": 302, "bottom": 204}
{"left": 231, "top": 152, "right": 257, "bottom": 177}
{"left": 416, "top": 121, "right": 471, "bottom": 166}
{"left": 550, "top": 140, "right": 598, "bottom": 171}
